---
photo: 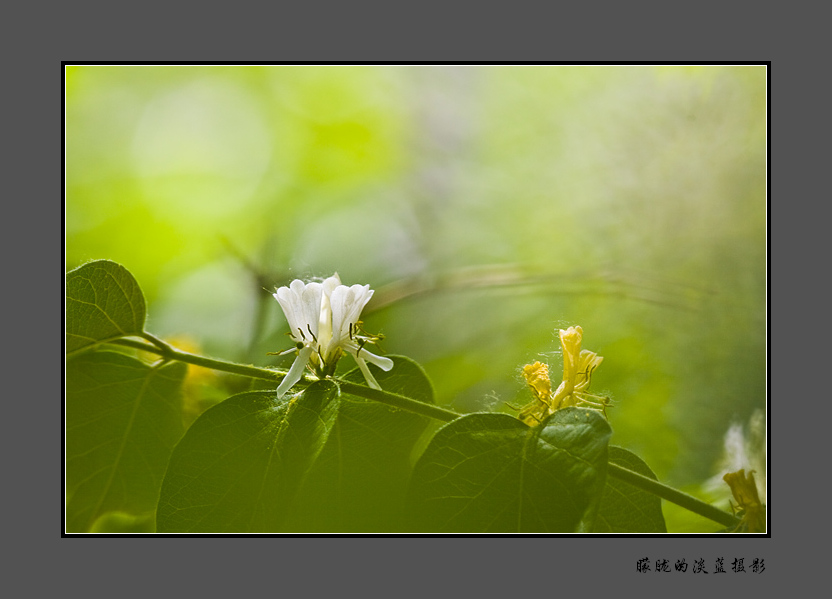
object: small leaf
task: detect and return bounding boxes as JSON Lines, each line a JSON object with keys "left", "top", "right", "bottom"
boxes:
{"left": 406, "top": 407, "right": 612, "bottom": 533}
{"left": 66, "top": 351, "right": 186, "bottom": 532}
{"left": 593, "top": 446, "right": 667, "bottom": 533}
{"left": 156, "top": 381, "right": 340, "bottom": 533}
{"left": 283, "top": 356, "right": 434, "bottom": 532}
{"left": 66, "top": 260, "right": 146, "bottom": 355}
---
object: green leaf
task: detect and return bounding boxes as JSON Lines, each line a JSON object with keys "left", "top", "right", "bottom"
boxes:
{"left": 593, "top": 446, "right": 667, "bottom": 532}
{"left": 282, "top": 356, "right": 434, "bottom": 532}
{"left": 66, "top": 260, "right": 146, "bottom": 355}
{"left": 406, "top": 407, "right": 612, "bottom": 532}
{"left": 156, "top": 380, "right": 340, "bottom": 532}
{"left": 157, "top": 357, "right": 435, "bottom": 533}
{"left": 66, "top": 351, "right": 186, "bottom": 532}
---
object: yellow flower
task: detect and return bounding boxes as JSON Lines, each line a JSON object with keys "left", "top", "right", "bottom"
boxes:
{"left": 552, "top": 326, "right": 604, "bottom": 410}
{"left": 723, "top": 469, "right": 766, "bottom": 533}
{"left": 518, "top": 361, "right": 553, "bottom": 425}
{"left": 523, "top": 361, "right": 552, "bottom": 401}
{"left": 517, "top": 326, "right": 609, "bottom": 425}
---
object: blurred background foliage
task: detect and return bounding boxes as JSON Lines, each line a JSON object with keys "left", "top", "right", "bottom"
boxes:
{"left": 66, "top": 65, "right": 766, "bottom": 531}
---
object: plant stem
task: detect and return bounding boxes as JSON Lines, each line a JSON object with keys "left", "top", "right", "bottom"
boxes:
{"left": 607, "top": 463, "right": 741, "bottom": 529}
{"left": 114, "top": 337, "right": 285, "bottom": 382}
{"left": 108, "top": 336, "right": 741, "bottom": 529}
{"left": 337, "top": 381, "right": 461, "bottom": 423}
{"left": 112, "top": 337, "right": 461, "bottom": 422}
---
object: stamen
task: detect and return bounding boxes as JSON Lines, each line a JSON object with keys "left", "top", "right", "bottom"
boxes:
{"left": 574, "top": 392, "right": 612, "bottom": 418}
{"left": 578, "top": 391, "right": 612, "bottom": 404}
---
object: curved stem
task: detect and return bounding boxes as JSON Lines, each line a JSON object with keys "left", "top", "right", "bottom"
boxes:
{"left": 110, "top": 338, "right": 460, "bottom": 422}
{"left": 141, "top": 331, "right": 172, "bottom": 353}
{"left": 107, "top": 336, "right": 741, "bottom": 529}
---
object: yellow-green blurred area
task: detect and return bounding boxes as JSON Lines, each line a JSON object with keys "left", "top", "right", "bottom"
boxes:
{"left": 66, "top": 65, "right": 766, "bottom": 524}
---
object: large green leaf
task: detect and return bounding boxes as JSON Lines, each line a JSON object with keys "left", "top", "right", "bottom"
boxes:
{"left": 157, "top": 357, "right": 435, "bottom": 533}
{"left": 66, "top": 260, "right": 146, "bottom": 355}
{"left": 66, "top": 351, "right": 186, "bottom": 532}
{"left": 593, "top": 446, "right": 667, "bottom": 532}
{"left": 156, "top": 380, "right": 340, "bottom": 532}
{"left": 406, "top": 408, "right": 612, "bottom": 533}
{"left": 282, "top": 356, "right": 434, "bottom": 532}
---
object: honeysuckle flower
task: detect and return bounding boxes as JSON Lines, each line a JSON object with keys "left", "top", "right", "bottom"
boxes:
{"left": 704, "top": 409, "right": 766, "bottom": 521}
{"left": 517, "top": 326, "right": 608, "bottom": 425}
{"left": 553, "top": 326, "right": 604, "bottom": 410}
{"left": 518, "top": 361, "right": 553, "bottom": 425}
{"left": 523, "top": 361, "right": 552, "bottom": 402}
{"left": 723, "top": 469, "right": 766, "bottom": 533}
{"left": 273, "top": 273, "right": 393, "bottom": 398}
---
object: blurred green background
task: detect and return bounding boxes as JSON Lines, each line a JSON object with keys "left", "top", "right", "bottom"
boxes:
{"left": 66, "top": 65, "right": 766, "bottom": 530}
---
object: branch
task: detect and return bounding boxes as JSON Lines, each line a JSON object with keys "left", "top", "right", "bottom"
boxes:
{"left": 607, "top": 463, "right": 741, "bottom": 529}
{"left": 109, "top": 336, "right": 741, "bottom": 530}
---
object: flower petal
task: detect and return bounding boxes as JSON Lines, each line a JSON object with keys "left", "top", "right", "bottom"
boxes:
{"left": 320, "top": 275, "right": 342, "bottom": 325}
{"left": 300, "top": 282, "right": 323, "bottom": 339}
{"left": 558, "top": 326, "right": 583, "bottom": 383}
{"left": 353, "top": 347, "right": 393, "bottom": 371}
{"left": 321, "top": 273, "right": 342, "bottom": 295}
{"left": 330, "top": 284, "right": 373, "bottom": 347}
{"left": 275, "top": 346, "right": 314, "bottom": 398}
{"left": 352, "top": 354, "right": 382, "bottom": 390}
{"left": 573, "top": 350, "right": 603, "bottom": 392}
{"left": 274, "top": 285, "right": 305, "bottom": 338}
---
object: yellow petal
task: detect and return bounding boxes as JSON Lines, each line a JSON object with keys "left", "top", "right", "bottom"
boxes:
{"left": 723, "top": 469, "right": 762, "bottom": 509}
{"left": 522, "top": 361, "right": 552, "bottom": 401}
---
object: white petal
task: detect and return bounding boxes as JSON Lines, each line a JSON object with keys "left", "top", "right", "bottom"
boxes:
{"left": 328, "top": 285, "right": 351, "bottom": 347}
{"left": 352, "top": 354, "right": 382, "bottom": 390}
{"left": 346, "top": 284, "right": 374, "bottom": 321}
{"left": 322, "top": 273, "right": 342, "bottom": 294}
{"left": 318, "top": 276, "right": 340, "bottom": 354}
{"left": 300, "top": 282, "right": 323, "bottom": 339}
{"left": 330, "top": 285, "right": 374, "bottom": 347}
{"left": 274, "top": 280, "right": 325, "bottom": 344}
{"left": 288, "top": 279, "right": 307, "bottom": 295}
{"left": 274, "top": 286, "right": 305, "bottom": 337}
{"left": 275, "top": 346, "right": 313, "bottom": 398}
{"left": 353, "top": 347, "right": 393, "bottom": 371}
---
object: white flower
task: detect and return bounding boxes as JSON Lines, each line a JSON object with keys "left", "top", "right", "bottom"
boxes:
{"left": 273, "top": 273, "right": 393, "bottom": 398}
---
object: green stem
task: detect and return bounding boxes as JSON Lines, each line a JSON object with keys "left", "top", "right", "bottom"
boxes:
{"left": 114, "top": 337, "right": 286, "bottom": 382}
{"left": 112, "top": 337, "right": 461, "bottom": 422}
{"left": 607, "top": 463, "right": 741, "bottom": 529}
{"left": 108, "top": 336, "right": 740, "bottom": 529}
{"left": 337, "top": 381, "right": 461, "bottom": 423}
